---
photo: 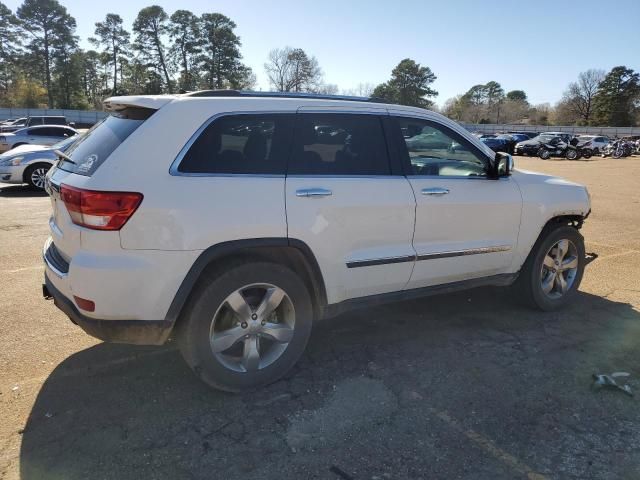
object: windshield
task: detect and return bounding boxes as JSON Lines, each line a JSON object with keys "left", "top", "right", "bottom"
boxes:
{"left": 57, "top": 113, "right": 147, "bottom": 176}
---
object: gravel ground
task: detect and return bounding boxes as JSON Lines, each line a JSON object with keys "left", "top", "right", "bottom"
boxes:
{"left": 1, "top": 156, "right": 640, "bottom": 480}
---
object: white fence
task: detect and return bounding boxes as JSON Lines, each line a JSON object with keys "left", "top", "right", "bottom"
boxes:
{"left": 0, "top": 108, "right": 107, "bottom": 125}
{"left": 461, "top": 123, "right": 640, "bottom": 137}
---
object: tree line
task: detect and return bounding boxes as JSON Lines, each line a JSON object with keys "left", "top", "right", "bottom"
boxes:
{"left": 441, "top": 66, "right": 640, "bottom": 127}
{"left": 0, "top": 0, "right": 257, "bottom": 109}
{"left": 0, "top": 0, "right": 638, "bottom": 127}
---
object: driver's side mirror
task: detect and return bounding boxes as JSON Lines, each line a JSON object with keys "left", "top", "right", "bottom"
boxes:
{"left": 494, "top": 152, "right": 514, "bottom": 177}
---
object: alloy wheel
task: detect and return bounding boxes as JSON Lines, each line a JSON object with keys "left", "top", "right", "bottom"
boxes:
{"left": 209, "top": 283, "right": 295, "bottom": 373}
{"left": 30, "top": 167, "right": 48, "bottom": 189}
{"left": 540, "top": 239, "right": 579, "bottom": 299}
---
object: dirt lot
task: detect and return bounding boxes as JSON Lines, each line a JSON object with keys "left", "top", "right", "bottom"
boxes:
{"left": 1, "top": 156, "right": 640, "bottom": 480}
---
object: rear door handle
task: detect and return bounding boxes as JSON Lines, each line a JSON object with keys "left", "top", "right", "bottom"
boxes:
{"left": 296, "top": 188, "right": 332, "bottom": 198}
{"left": 421, "top": 187, "right": 450, "bottom": 196}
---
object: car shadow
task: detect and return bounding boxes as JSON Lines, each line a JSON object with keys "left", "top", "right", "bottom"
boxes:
{"left": 0, "top": 184, "right": 47, "bottom": 197}
{"left": 19, "top": 288, "right": 640, "bottom": 479}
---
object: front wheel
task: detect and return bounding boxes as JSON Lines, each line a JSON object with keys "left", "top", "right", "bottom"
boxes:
{"left": 24, "top": 163, "right": 51, "bottom": 190}
{"left": 566, "top": 149, "right": 579, "bottom": 160}
{"left": 538, "top": 148, "right": 551, "bottom": 160}
{"left": 515, "top": 225, "right": 585, "bottom": 311}
{"left": 178, "top": 262, "right": 313, "bottom": 392}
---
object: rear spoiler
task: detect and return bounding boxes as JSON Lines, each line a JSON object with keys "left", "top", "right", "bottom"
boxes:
{"left": 103, "top": 95, "right": 176, "bottom": 112}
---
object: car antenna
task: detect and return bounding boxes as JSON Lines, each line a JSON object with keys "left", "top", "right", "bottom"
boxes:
{"left": 54, "top": 149, "right": 75, "bottom": 164}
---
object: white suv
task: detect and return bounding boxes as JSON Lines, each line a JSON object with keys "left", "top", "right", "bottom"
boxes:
{"left": 42, "top": 91, "right": 591, "bottom": 391}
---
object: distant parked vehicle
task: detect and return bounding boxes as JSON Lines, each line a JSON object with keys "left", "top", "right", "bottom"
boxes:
{"left": 0, "top": 125, "right": 78, "bottom": 153}
{"left": 495, "top": 134, "right": 528, "bottom": 154}
{"left": 507, "top": 131, "right": 538, "bottom": 139}
{"left": 0, "top": 117, "right": 27, "bottom": 133}
{"left": 537, "top": 137, "right": 576, "bottom": 160}
{"left": 0, "top": 116, "right": 73, "bottom": 133}
{"left": 576, "top": 135, "right": 609, "bottom": 155}
{"left": 602, "top": 139, "right": 633, "bottom": 158}
{"left": 514, "top": 132, "right": 572, "bottom": 156}
{"left": 0, "top": 136, "right": 78, "bottom": 190}
{"left": 481, "top": 137, "right": 510, "bottom": 153}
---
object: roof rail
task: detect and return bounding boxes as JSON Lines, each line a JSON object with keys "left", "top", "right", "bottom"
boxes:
{"left": 182, "top": 89, "right": 388, "bottom": 103}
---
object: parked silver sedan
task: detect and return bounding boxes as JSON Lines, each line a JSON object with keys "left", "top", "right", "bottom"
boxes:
{"left": 0, "top": 136, "right": 78, "bottom": 190}
{"left": 0, "top": 125, "right": 78, "bottom": 153}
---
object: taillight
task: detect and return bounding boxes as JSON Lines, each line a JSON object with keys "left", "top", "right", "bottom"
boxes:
{"left": 60, "top": 184, "right": 143, "bottom": 231}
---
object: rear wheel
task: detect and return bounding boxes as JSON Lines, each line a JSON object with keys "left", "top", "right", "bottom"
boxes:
{"left": 515, "top": 225, "right": 585, "bottom": 311}
{"left": 24, "top": 163, "right": 50, "bottom": 190}
{"left": 178, "top": 262, "right": 313, "bottom": 392}
{"left": 582, "top": 148, "right": 592, "bottom": 159}
{"left": 538, "top": 148, "right": 551, "bottom": 160}
{"left": 566, "top": 149, "right": 579, "bottom": 160}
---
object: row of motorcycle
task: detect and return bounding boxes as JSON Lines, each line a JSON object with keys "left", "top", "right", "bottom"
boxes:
{"left": 538, "top": 138, "right": 640, "bottom": 160}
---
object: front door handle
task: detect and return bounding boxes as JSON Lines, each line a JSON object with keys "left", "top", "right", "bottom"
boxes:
{"left": 296, "top": 188, "right": 332, "bottom": 198}
{"left": 421, "top": 187, "right": 450, "bottom": 196}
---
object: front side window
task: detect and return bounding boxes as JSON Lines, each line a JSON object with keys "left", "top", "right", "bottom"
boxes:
{"left": 396, "top": 117, "right": 488, "bottom": 177}
{"left": 178, "top": 114, "right": 293, "bottom": 175}
{"left": 288, "top": 114, "right": 390, "bottom": 175}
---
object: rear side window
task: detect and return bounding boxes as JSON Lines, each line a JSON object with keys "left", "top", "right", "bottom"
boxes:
{"left": 178, "top": 114, "right": 293, "bottom": 175}
{"left": 58, "top": 108, "right": 152, "bottom": 176}
{"left": 289, "top": 114, "right": 390, "bottom": 175}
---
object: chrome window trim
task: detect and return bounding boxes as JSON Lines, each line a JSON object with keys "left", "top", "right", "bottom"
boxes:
{"left": 170, "top": 109, "right": 399, "bottom": 178}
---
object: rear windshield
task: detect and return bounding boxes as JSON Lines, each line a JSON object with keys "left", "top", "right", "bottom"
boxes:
{"left": 57, "top": 108, "right": 153, "bottom": 176}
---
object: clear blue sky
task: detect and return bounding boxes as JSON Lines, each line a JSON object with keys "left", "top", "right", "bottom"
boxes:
{"left": 5, "top": 0, "right": 640, "bottom": 105}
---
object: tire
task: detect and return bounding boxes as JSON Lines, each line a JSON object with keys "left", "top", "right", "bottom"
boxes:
{"left": 566, "top": 149, "right": 578, "bottom": 160}
{"left": 178, "top": 262, "right": 313, "bottom": 392}
{"left": 582, "top": 149, "right": 592, "bottom": 159}
{"left": 538, "top": 148, "right": 551, "bottom": 160}
{"left": 24, "top": 163, "right": 51, "bottom": 190}
{"left": 515, "top": 225, "right": 585, "bottom": 311}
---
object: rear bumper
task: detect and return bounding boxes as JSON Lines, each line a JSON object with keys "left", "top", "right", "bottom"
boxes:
{"left": 44, "top": 274, "right": 173, "bottom": 345}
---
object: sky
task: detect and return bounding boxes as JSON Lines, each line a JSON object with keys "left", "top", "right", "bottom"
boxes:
{"left": 4, "top": 0, "right": 640, "bottom": 106}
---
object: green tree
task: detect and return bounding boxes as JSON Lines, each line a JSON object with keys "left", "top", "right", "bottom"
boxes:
{"left": 52, "top": 48, "right": 86, "bottom": 108}
{"left": 91, "top": 13, "right": 130, "bottom": 95}
{"left": 16, "top": 0, "right": 77, "bottom": 107}
{"left": 133, "top": 5, "right": 172, "bottom": 93}
{"left": 506, "top": 90, "right": 527, "bottom": 102}
{"left": 484, "top": 81, "right": 505, "bottom": 122}
{"left": 168, "top": 10, "right": 201, "bottom": 92}
{"left": 0, "top": 2, "right": 21, "bottom": 103}
{"left": 372, "top": 58, "right": 437, "bottom": 108}
{"left": 80, "top": 50, "right": 103, "bottom": 108}
{"left": 592, "top": 66, "right": 640, "bottom": 126}
{"left": 198, "top": 13, "right": 245, "bottom": 89}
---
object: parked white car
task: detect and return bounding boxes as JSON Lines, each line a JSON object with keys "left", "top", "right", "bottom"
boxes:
{"left": 577, "top": 135, "right": 610, "bottom": 155}
{"left": 0, "top": 125, "right": 78, "bottom": 153}
{"left": 0, "top": 136, "right": 78, "bottom": 190}
{"left": 42, "top": 91, "right": 591, "bottom": 392}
